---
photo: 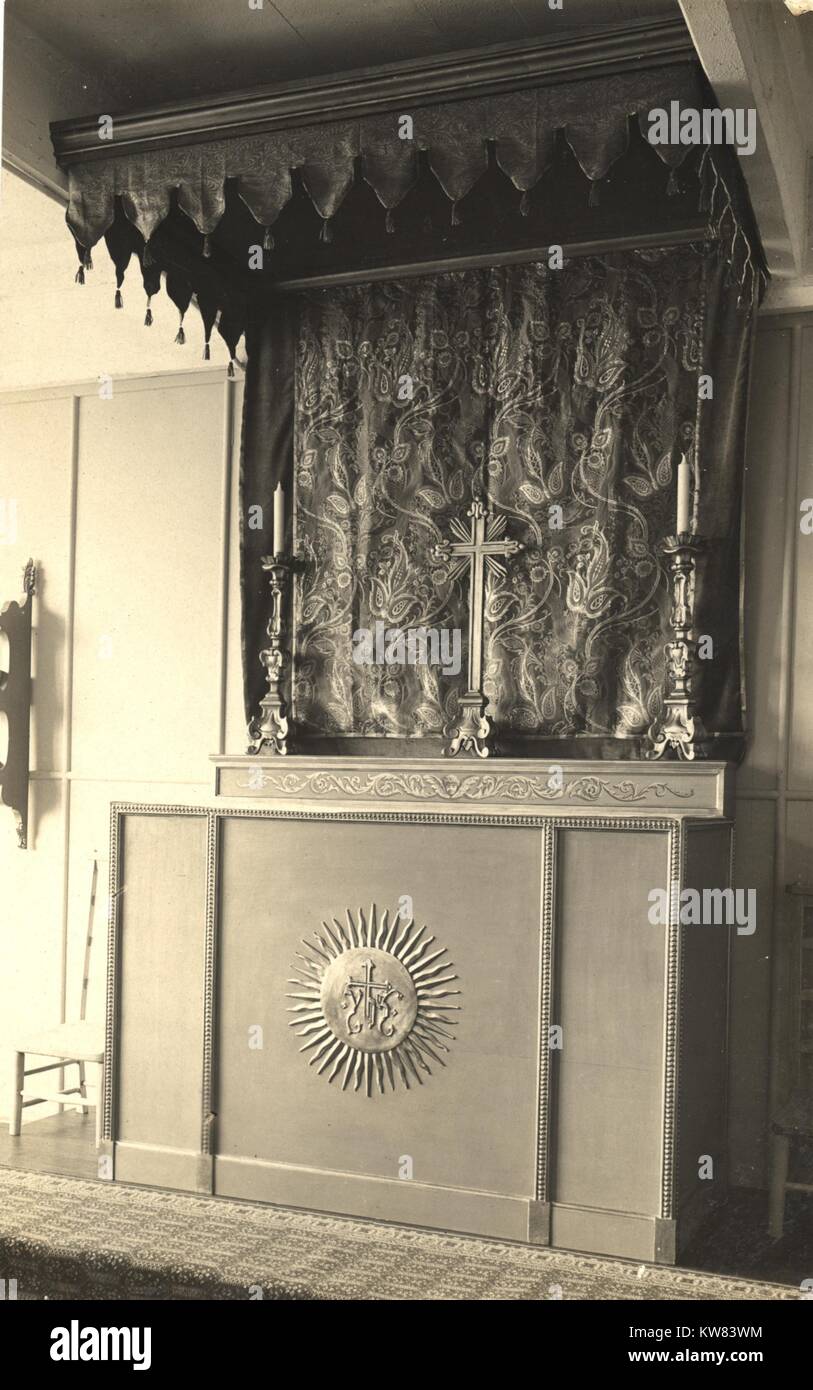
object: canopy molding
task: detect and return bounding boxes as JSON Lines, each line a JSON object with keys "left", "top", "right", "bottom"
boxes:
{"left": 62, "top": 64, "right": 706, "bottom": 252}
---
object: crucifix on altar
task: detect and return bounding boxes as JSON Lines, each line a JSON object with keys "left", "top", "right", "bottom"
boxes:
{"left": 432, "top": 498, "right": 524, "bottom": 757}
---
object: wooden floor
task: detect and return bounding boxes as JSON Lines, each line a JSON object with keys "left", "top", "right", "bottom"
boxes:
{"left": 0, "top": 1112, "right": 99, "bottom": 1181}
{"left": 0, "top": 1114, "right": 809, "bottom": 1289}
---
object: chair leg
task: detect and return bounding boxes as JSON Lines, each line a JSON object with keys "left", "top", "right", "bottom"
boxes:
{"left": 8, "top": 1052, "right": 24, "bottom": 1136}
{"left": 78, "top": 1061, "right": 89, "bottom": 1116}
{"left": 768, "top": 1133, "right": 789, "bottom": 1239}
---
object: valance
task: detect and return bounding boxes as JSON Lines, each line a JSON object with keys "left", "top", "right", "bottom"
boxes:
{"left": 53, "top": 45, "right": 766, "bottom": 368}
{"left": 63, "top": 65, "right": 707, "bottom": 252}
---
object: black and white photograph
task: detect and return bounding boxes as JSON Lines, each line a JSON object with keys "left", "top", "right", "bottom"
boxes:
{"left": 0, "top": 0, "right": 811, "bottom": 1357}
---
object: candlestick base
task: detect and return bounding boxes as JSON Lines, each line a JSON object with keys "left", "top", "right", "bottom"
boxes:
{"left": 248, "top": 697, "right": 290, "bottom": 757}
{"left": 443, "top": 692, "right": 492, "bottom": 758}
{"left": 648, "top": 701, "right": 709, "bottom": 761}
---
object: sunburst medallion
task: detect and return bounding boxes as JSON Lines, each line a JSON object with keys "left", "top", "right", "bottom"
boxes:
{"left": 287, "top": 905, "right": 460, "bottom": 1096}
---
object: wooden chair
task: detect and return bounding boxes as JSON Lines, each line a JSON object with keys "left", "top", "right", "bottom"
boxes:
{"left": 768, "top": 880, "right": 813, "bottom": 1238}
{"left": 7, "top": 859, "right": 105, "bottom": 1149}
{"left": 769, "top": 1091, "right": 813, "bottom": 1239}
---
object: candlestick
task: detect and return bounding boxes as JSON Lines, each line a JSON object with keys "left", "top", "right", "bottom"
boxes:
{"left": 273, "top": 482, "right": 285, "bottom": 555}
{"left": 648, "top": 533, "right": 708, "bottom": 761}
{"left": 247, "top": 554, "right": 292, "bottom": 756}
{"left": 676, "top": 454, "right": 691, "bottom": 535}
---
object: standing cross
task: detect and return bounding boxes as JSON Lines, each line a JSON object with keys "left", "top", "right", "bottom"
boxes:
{"left": 432, "top": 499, "right": 524, "bottom": 757}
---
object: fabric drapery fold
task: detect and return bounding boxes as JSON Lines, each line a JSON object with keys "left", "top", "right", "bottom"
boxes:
{"left": 239, "top": 245, "right": 756, "bottom": 755}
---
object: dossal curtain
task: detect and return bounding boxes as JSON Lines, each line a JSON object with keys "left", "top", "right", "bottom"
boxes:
{"left": 241, "top": 243, "right": 755, "bottom": 758}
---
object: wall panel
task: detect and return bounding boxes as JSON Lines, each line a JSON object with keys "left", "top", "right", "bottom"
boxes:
{"left": 71, "top": 380, "right": 226, "bottom": 786}
{"left": 0, "top": 372, "right": 236, "bottom": 1124}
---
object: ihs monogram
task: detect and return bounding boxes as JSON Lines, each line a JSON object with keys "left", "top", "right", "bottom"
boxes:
{"left": 287, "top": 905, "right": 460, "bottom": 1096}
{"left": 342, "top": 958, "right": 402, "bottom": 1040}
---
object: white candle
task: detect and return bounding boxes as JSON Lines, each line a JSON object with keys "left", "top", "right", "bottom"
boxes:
{"left": 676, "top": 454, "right": 691, "bottom": 535}
{"left": 273, "top": 482, "right": 285, "bottom": 554}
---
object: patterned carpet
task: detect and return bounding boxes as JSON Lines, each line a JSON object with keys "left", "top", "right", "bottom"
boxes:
{"left": 0, "top": 1168, "right": 798, "bottom": 1301}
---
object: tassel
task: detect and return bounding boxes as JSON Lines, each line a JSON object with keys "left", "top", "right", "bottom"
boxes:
{"left": 115, "top": 289, "right": 123, "bottom": 309}
{"left": 143, "top": 241, "right": 154, "bottom": 267}
{"left": 450, "top": 201, "right": 460, "bottom": 227}
{"left": 202, "top": 234, "right": 212, "bottom": 259}
{"left": 144, "top": 298, "right": 153, "bottom": 327}
{"left": 263, "top": 226, "right": 274, "bottom": 251}
{"left": 203, "top": 342, "right": 211, "bottom": 361}
{"left": 588, "top": 179, "right": 601, "bottom": 207}
{"left": 666, "top": 168, "right": 680, "bottom": 197}
{"left": 519, "top": 190, "right": 531, "bottom": 217}
{"left": 319, "top": 218, "right": 333, "bottom": 244}
{"left": 175, "top": 318, "right": 186, "bottom": 346}
{"left": 75, "top": 244, "right": 92, "bottom": 284}
{"left": 385, "top": 208, "right": 395, "bottom": 234}
{"left": 228, "top": 359, "right": 236, "bottom": 379}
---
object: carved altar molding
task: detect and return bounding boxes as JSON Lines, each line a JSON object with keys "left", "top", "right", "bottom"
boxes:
{"left": 212, "top": 756, "right": 733, "bottom": 817}
{"left": 235, "top": 769, "right": 693, "bottom": 804}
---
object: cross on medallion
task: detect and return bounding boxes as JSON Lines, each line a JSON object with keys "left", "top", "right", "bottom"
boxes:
{"left": 343, "top": 959, "right": 399, "bottom": 1037}
{"left": 432, "top": 498, "right": 524, "bottom": 757}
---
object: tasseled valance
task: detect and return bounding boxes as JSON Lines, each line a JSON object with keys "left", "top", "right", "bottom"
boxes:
{"left": 52, "top": 43, "right": 766, "bottom": 368}
{"left": 64, "top": 66, "right": 706, "bottom": 251}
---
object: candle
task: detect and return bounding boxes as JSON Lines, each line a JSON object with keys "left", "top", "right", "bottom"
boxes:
{"left": 676, "top": 454, "right": 691, "bottom": 535}
{"left": 273, "top": 482, "right": 285, "bottom": 555}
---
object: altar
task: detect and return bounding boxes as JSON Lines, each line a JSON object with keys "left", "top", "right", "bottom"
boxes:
{"left": 48, "top": 18, "right": 764, "bottom": 1270}
{"left": 101, "top": 757, "right": 733, "bottom": 1263}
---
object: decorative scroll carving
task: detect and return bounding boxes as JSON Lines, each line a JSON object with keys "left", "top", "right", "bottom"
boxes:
{"left": 240, "top": 768, "right": 694, "bottom": 805}
{"left": 0, "top": 560, "right": 36, "bottom": 848}
{"left": 287, "top": 905, "right": 459, "bottom": 1096}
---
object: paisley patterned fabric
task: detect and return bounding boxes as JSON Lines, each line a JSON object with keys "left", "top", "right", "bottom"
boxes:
{"left": 292, "top": 248, "right": 706, "bottom": 741}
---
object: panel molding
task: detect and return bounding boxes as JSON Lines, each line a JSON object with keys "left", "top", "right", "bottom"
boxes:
{"left": 201, "top": 812, "right": 219, "bottom": 1179}
{"left": 536, "top": 821, "right": 555, "bottom": 1205}
{"left": 661, "top": 821, "right": 683, "bottom": 1221}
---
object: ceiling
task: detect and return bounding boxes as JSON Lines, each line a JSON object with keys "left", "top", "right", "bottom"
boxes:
{"left": 10, "top": 0, "right": 681, "bottom": 110}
